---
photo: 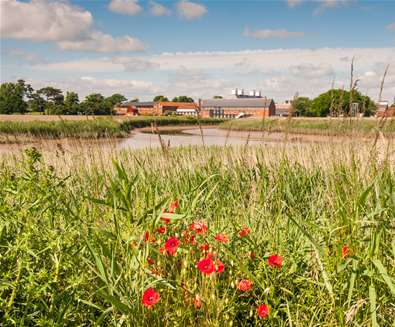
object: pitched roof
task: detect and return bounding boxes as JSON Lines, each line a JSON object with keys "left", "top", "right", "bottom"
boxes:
{"left": 201, "top": 98, "right": 273, "bottom": 108}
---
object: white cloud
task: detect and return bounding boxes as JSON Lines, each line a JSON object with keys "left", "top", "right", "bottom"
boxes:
{"left": 176, "top": 1, "right": 207, "bottom": 20}
{"left": 287, "top": 0, "right": 304, "bottom": 8}
{"left": 244, "top": 28, "right": 304, "bottom": 39}
{"left": 387, "top": 22, "right": 395, "bottom": 30}
{"left": 314, "top": 0, "right": 354, "bottom": 15}
{"left": 27, "top": 48, "right": 395, "bottom": 101}
{"left": 0, "top": 0, "right": 92, "bottom": 42}
{"left": 150, "top": 1, "right": 171, "bottom": 16}
{"left": 108, "top": 0, "right": 142, "bottom": 15}
{"left": 57, "top": 31, "right": 147, "bottom": 53}
{"left": 0, "top": 0, "right": 147, "bottom": 53}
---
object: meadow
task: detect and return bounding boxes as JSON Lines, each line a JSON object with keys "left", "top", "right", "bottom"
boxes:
{"left": 0, "top": 136, "right": 394, "bottom": 326}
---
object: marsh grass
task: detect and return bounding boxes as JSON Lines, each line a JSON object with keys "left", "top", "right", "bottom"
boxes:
{"left": 220, "top": 117, "right": 395, "bottom": 137}
{"left": 0, "top": 116, "right": 223, "bottom": 139}
{"left": 0, "top": 137, "right": 394, "bottom": 326}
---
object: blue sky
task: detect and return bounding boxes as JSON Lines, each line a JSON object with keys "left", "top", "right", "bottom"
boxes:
{"left": 1, "top": 0, "right": 395, "bottom": 102}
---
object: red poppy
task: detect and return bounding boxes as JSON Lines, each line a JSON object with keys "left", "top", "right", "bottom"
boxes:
{"left": 194, "top": 294, "right": 202, "bottom": 309}
{"left": 147, "top": 257, "right": 155, "bottom": 265}
{"left": 144, "top": 231, "right": 150, "bottom": 242}
{"left": 189, "top": 222, "right": 208, "bottom": 235}
{"left": 257, "top": 304, "right": 270, "bottom": 318}
{"left": 199, "top": 243, "right": 210, "bottom": 252}
{"left": 160, "top": 212, "right": 172, "bottom": 224}
{"left": 142, "top": 288, "right": 160, "bottom": 308}
{"left": 341, "top": 245, "right": 349, "bottom": 259}
{"left": 214, "top": 233, "right": 229, "bottom": 244}
{"left": 197, "top": 257, "right": 215, "bottom": 275}
{"left": 268, "top": 255, "right": 282, "bottom": 268}
{"left": 143, "top": 231, "right": 155, "bottom": 243}
{"left": 237, "top": 279, "right": 253, "bottom": 291}
{"left": 165, "top": 237, "right": 179, "bottom": 256}
{"left": 215, "top": 259, "right": 225, "bottom": 273}
{"left": 157, "top": 226, "right": 166, "bottom": 234}
{"left": 239, "top": 227, "right": 251, "bottom": 237}
{"left": 169, "top": 200, "right": 179, "bottom": 211}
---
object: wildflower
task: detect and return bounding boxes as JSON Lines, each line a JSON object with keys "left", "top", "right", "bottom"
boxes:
{"left": 199, "top": 243, "right": 210, "bottom": 252}
{"left": 160, "top": 213, "right": 172, "bottom": 224}
{"left": 342, "top": 245, "right": 350, "bottom": 258}
{"left": 268, "top": 254, "right": 282, "bottom": 268}
{"left": 190, "top": 221, "right": 208, "bottom": 235}
{"left": 197, "top": 257, "right": 215, "bottom": 275}
{"left": 215, "top": 259, "right": 225, "bottom": 273}
{"left": 142, "top": 288, "right": 160, "bottom": 308}
{"left": 237, "top": 279, "right": 253, "bottom": 291}
{"left": 239, "top": 227, "right": 251, "bottom": 237}
{"left": 214, "top": 233, "right": 229, "bottom": 244}
{"left": 256, "top": 304, "right": 270, "bottom": 318}
{"left": 144, "top": 231, "right": 150, "bottom": 242}
{"left": 143, "top": 231, "right": 155, "bottom": 243}
{"left": 147, "top": 257, "right": 155, "bottom": 265}
{"left": 165, "top": 237, "right": 179, "bottom": 256}
{"left": 169, "top": 200, "right": 179, "bottom": 212}
{"left": 194, "top": 294, "right": 202, "bottom": 309}
{"left": 157, "top": 226, "right": 166, "bottom": 234}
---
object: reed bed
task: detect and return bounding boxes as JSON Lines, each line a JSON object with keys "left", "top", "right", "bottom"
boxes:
{"left": 0, "top": 139, "right": 394, "bottom": 326}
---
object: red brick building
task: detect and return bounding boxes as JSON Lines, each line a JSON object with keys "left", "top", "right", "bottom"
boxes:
{"left": 115, "top": 101, "right": 198, "bottom": 116}
{"left": 199, "top": 98, "right": 275, "bottom": 118}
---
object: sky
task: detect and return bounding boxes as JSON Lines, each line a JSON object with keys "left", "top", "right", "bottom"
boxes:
{"left": 1, "top": 0, "right": 395, "bottom": 102}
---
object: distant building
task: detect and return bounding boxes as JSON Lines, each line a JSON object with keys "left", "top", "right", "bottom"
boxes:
{"left": 376, "top": 101, "right": 395, "bottom": 117}
{"left": 275, "top": 100, "right": 293, "bottom": 117}
{"left": 200, "top": 97, "right": 275, "bottom": 118}
{"left": 115, "top": 101, "right": 198, "bottom": 116}
{"left": 114, "top": 102, "right": 138, "bottom": 116}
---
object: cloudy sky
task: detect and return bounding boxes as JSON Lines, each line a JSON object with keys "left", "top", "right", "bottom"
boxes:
{"left": 1, "top": 0, "right": 395, "bottom": 102}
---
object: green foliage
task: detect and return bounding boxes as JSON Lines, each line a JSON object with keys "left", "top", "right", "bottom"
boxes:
{"left": 172, "top": 96, "right": 194, "bottom": 103}
{"left": 0, "top": 146, "right": 394, "bottom": 325}
{"left": 292, "top": 97, "right": 312, "bottom": 116}
{"left": 310, "top": 89, "right": 376, "bottom": 117}
{"left": 153, "top": 95, "right": 169, "bottom": 102}
{"left": 105, "top": 94, "right": 127, "bottom": 109}
{"left": 81, "top": 93, "right": 112, "bottom": 115}
{"left": 0, "top": 82, "right": 27, "bottom": 114}
{"left": 213, "top": 95, "right": 223, "bottom": 99}
{"left": 64, "top": 91, "right": 80, "bottom": 115}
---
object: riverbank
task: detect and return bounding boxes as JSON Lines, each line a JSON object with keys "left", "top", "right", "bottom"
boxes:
{"left": 219, "top": 117, "right": 395, "bottom": 137}
{"left": 0, "top": 116, "right": 223, "bottom": 141}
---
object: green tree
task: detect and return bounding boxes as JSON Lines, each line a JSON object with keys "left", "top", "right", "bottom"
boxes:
{"left": 153, "top": 95, "right": 169, "bottom": 102}
{"left": 172, "top": 96, "right": 194, "bottom": 103}
{"left": 0, "top": 82, "right": 27, "bottom": 114}
{"left": 311, "top": 89, "right": 376, "bottom": 117}
{"left": 213, "top": 95, "right": 223, "bottom": 99}
{"left": 27, "top": 92, "right": 46, "bottom": 113}
{"left": 64, "top": 91, "right": 80, "bottom": 115}
{"left": 105, "top": 94, "right": 127, "bottom": 109}
{"left": 81, "top": 93, "right": 111, "bottom": 115}
{"left": 291, "top": 97, "right": 312, "bottom": 116}
{"left": 38, "top": 87, "right": 64, "bottom": 105}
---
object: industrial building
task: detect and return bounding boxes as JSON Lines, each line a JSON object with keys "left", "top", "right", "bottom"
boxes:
{"left": 200, "top": 89, "right": 275, "bottom": 118}
{"left": 115, "top": 101, "right": 198, "bottom": 116}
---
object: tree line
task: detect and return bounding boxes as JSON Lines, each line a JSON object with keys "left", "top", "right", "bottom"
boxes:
{"left": 0, "top": 81, "right": 197, "bottom": 115}
{"left": 292, "top": 89, "right": 378, "bottom": 117}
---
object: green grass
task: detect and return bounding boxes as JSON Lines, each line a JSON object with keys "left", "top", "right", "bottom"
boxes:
{"left": 220, "top": 117, "right": 395, "bottom": 136}
{"left": 0, "top": 144, "right": 394, "bottom": 326}
{"left": 0, "top": 117, "right": 223, "bottom": 139}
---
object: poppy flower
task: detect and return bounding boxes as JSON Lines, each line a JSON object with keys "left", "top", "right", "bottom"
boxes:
{"left": 199, "top": 243, "right": 210, "bottom": 252}
{"left": 147, "top": 257, "right": 155, "bottom": 265}
{"left": 157, "top": 226, "right": 166, "bottom": 234}
{"left": 214, "top": 233, "right": 229, "bottom": 244}
{"left": 215, "top": 259, "right": 225, "bottom": 273}
{"left": 169, "top": 200, "right": 179, "bottom": 212}
{"left": 257, "top": 304, "right": 270, "bottom": 318}
{"left": 237, "top": 279, "right": 253, "bottom": 291}
{"left": 268, "top": 255, "right": 282, "bottom": 268}
{"left": 142, "top": 288, "right": 160, "bottom": 308}
{"left": 194, "top": 294, "right": 202, "bottom": 309}
{"left": 239, "top": 227, "right": 251, "bottom": 237}
{"left": 189, "top": 222, "right": 208, "bottom": 235}
{"left": 197, "top": 257, "right": 215, "bottom": 275}
{"left": 165, "top": 237, "right": 179, "bottom": 256}
{"left": 160, "top": 213, "right": 172, "bottom": 224}
{"left": 341, "top": 245, "right": 349, "bottom": 259}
